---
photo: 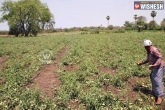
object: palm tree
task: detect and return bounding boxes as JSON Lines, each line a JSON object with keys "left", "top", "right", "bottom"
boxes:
{"left": 134, "top": 14, "right": 138, "bottom": 23}
{"left": 161, "top": 18, "right": 165, "bottom": 33}
{"left": 106, "top": 16, "right": 110, "bottom": 26}
{"left": 151, "top": 11, "right": 157, "bottom": 30}
{"left": 133, "top": 14, "right": 138, "bottom": 30}
{"left": 151, "top": 11, "right": 157, "bottom": 21}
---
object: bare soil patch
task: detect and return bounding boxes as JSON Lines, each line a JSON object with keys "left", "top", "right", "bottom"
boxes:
{"left": 126, "top": 76, "right": 165, "bottom": 108}
{"left": 0, "top": 77, "right": 6, "bottom": 85}
{"left": 127, "top": 76, "right": 148, "bottom": 88}
{"left": 54, "top": 47, "right": 69, "bottom": 64}
{"left": 102, "top": 84, "right": 122, "bottom": 94}
{"left": 0, "top": 56, "right": 7, "bottom": 70}
{"left": 125, "top": 91, "right": 138, "bottom": 102}
{"left": 98, "top": 66, "right": 116, "bottom": 75}
{"left": 125, "top": 76, "right": 149, "bottom": 102}
{"left": 0, "top": 35, "right": 14, "bottom": 37}
{"left": 103, "top": 84, "right": 138, "bottom": 102}
{"left": 28, "top": 47, "right": 69, "bottom": 98}
{"left": 63, "top": 64, "right": 77, "bottom": 72}
{"left": 0, "top": 56, "right": 8, "bottom": 84}
{"left": 158, "top": 103, "right": 165, "bottom": 109}
{"left": 103, "top": 76, "right": 150, "bottom": 103}
{"left": 68, "top": 99, "right": 79, "bottom": 110}
{"left": 31, "top": 64, "right": 60, "bottom": 98}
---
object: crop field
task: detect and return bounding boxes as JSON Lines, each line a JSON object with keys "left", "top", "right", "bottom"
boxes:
{"left": 0, "top": 32, "right": 165, "bottom": 110}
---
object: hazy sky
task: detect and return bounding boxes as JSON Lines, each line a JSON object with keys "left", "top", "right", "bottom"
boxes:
{"left": 0, "top": 0, "right": 165, "bottom": 30}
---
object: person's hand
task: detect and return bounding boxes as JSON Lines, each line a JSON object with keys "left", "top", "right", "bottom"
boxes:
{"left": 137, "top": 62, "right": 142, "bottom": 66}
{"left": 148, "top": 65, "right": 155, "bottom": 70}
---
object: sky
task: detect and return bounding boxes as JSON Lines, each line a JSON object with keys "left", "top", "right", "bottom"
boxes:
{"left": 0, "top": 0, "right": 165, "bottom": 30}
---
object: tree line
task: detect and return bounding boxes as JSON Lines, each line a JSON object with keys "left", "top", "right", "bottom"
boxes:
{"left": 1, "top": 0, "right": 165, "bottom": 37}
{"left": 123, "top": 11, "right": 165, "bottom": 32}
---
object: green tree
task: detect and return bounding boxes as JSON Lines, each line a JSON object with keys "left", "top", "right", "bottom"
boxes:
{"left": 136, "top": 21, "right": 144, "bottom": 32}
{"left": 137, "top": 16, "right": 147, "bottom": 22}
{"left": 107, "top": 25, "right": 113, "bottom": 30}
{"left": 106, "top": 16, "right": 110, "bottom": 27}
{"left": 151, "top": 11, "right": 157, "bottom": 21}
{"left": 64, "top": 28, "right": 69, "bottom": 32}
{"left": 148, "top": 20, "right": 156, "bottom": 30}
{"left": 123, "top": 21, "right": 133, "bottom": 30}
{"left": 134, "top": 14, "right": 138, "bottom": 23}
{"left": 143, "top": 22, "right": 148, "bottom": 30}
{"left": 161, "top": 18, "right": 165, "bottom": 31}
{"left": 150, "top": 11, "right": 157, "bottom": 30}
{"left": 136, "top": 16, "right": 147, "bottom": 32}
{"left": 133, "top": 14, "right": 138, "bottom": 30}
{"left": 0, "top": 0, "right": 55, "bottom": 37}
{"left": 82, "top": 27, "right": 89, "bottom": 31}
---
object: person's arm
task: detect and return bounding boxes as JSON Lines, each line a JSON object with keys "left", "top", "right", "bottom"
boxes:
{"left": 141, "top": 58, "right": 149, "bottom": 65}
{"left": 137, "top": 55, "right": 149, "bottom": 65}
{"left": 152, "top": 48, "right": 162, "bottom": 67}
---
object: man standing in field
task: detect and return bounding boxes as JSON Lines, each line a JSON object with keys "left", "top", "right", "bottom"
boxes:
{"left": 137, "top": 39, "right": 164, "bottom": 105}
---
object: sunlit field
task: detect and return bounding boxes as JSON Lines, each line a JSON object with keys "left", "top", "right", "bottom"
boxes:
{"left": 0, "top": 32, "right": 165, "bottom": 109}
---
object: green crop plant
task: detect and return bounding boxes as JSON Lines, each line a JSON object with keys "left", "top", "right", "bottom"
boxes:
{"left": 0, "top": 32, "right": 164, "bottom": 109}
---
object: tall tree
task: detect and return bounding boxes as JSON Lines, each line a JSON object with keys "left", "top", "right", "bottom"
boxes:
{"left": 148, "top": 20, "right": 157, "bottom": 30}
{"left": 136, "top": 16, "right": 147, "bottom": 32}
{"left": 0, "top": 0, "right": 55, "bottom": 37}
{"left": 134, "top": 14, "right": 138, "bottom": 23}
{"left": 137, "top": 16, "right": 147, "bottom": 22}
{"left": 106, "top": 16, "right": 110, "bottom": 27}
{"left": 107, "top": 25, "right": 113, "bottom": 30}
{"left": 161, "top": 18, "right": 165, "bottom": 32}
{"left": 124, "top": 21, "right": 132, "bottom": 27}
{"left": 148, "top": 21, "right": 155, "bottom": 30}
{"left": 150, "top": 11, "right": 157, "bottom": 30}
{"left": 151, "top": 11, "right": 157, "bottom": 21}
{"left": 133, "top": 14, "right": 138, "bottom": 30}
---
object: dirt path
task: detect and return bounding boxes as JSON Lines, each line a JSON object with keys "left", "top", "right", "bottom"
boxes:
{"left": 0, "top": 56, "right": 8, "bottom": 84}
{"left": 29, "top": 47, "right": 69, "bottom": 98}
{"left": 0, "top": 56, "right": 7, "bottom": 70}
{"left": 98, "top": 66, "right": 116, "bottom": 76}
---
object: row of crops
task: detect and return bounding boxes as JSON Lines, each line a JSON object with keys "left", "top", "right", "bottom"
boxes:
{"left": 0, "top": 32, "right": 165, "bottom": 109}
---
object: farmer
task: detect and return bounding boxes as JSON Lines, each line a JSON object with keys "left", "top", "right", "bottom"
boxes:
{"left": 137, "top": 39, "right": 164, "bottom": 105}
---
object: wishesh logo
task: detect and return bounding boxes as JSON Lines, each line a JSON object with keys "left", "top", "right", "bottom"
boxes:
{"left": 38, "top": 49, "right": 53, "bottom": 64}
{"left": 134, "top": 1, "right": 164, "bottom": 10}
